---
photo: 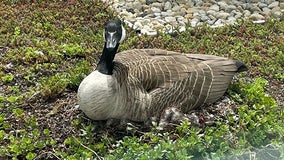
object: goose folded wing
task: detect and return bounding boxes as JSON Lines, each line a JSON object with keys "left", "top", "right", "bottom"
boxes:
{"left": 114, "top": 49, "right": 202, "bottom": 92}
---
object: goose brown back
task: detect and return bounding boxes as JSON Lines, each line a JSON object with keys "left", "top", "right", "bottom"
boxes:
{"left": 110, "top": 49, "right": 247, "bottom": 121}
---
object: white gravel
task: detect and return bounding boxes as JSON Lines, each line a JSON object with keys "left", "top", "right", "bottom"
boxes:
{"left": 102, "top": 0, "right": 284, "bottom": 35}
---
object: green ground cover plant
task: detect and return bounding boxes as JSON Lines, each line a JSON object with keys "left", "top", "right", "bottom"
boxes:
{"left": 0, "top": 1, "right": 283, "bottom": 159}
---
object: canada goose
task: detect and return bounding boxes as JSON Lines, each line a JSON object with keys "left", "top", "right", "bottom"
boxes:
{"left": 77, "top": 20, "right": 248, "bottom": 123}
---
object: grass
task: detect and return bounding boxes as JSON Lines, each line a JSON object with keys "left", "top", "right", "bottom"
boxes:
{"left": 0, "top": 0, "right": 284, "bottom": 159}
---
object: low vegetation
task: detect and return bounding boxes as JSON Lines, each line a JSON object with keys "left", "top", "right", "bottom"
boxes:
{"left": 0, "top": 1, "right": 283, "bottom": 159}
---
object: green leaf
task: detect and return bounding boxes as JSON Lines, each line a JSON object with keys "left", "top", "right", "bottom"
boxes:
{"left": 12, "top": 108, "right": 24, "bottom": 117}
{"left": 43, "top": 129, "right": 50, "bottom": 136}
{"left": 0, "top": 130, "right": 5, "bottom": 141}
{"left": 26, "top": 152, "right": 36, "bottom": 160}
{"left": 1, "top": 74, "right": 14, "bottom": 84}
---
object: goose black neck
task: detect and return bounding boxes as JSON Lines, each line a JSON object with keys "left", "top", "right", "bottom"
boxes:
{"left": 96, "top": 42, "right": 119, "bottom": 75}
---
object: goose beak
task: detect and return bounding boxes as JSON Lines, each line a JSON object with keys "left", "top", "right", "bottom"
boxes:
{"left": 106, "top": 34, "right": 118, "bottom": 50}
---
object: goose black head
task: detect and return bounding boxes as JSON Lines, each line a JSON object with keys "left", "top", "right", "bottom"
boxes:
{"left": 104, "top": 20, "right": 126, "bottom": 51}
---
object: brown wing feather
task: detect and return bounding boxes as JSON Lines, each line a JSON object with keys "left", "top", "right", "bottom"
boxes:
{"left": 115, "top": 49, "right": 196, "bottom": 90}
{"left": 114, "top": 49, "right": 244, "bottom": 117}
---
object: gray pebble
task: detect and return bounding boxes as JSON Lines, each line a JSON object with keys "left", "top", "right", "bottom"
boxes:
{"left": 271, "top": 6, "right": 281, "bottom": 12}
{"left": 208, "top": 0, "right": 217, "bottom": 4}
{"left": 237, "top": 5, "right": 244, "bottom": 12}
{"left": 176, "top": 16, "right": 185, "bottom": 22}
{"left": 133, "top": 2, "right": 142, "bottom": 11}
{"left": 280, "top": 3, "right": 284, "bottom": 9}
{"left": 244, "top": 3, "right": 255, "bottom": 10}
{"left": 250, "top": 5, "right": 262, "bottom": 12}
{"left": 264, "top": 0, "right": 277, "bottom": 4}
{"left": 133, "top": 21, "right": 143, "bottom": 29}
{"left": 213, "top": 19, "right": 224, "bottom": 27}
{"left": 216, "top": 12, "right": 230, "bottom": 19}
{"left": 144, "top": 13, "right": 155, "bottom": 18}
{"left": 198, "top": 10, "right": 206, "bottom": 15}
{"left": 234, "top": 12, "right": 243, "bottom": 19}
{"left": 208, "top": 14, "right": 216, "bottom": 20}
{"left": 217, "top": 1, "right": 228, "bottom": 10}
{"left": 172, "top": 5, "right": 181, "bottom": 12}
{"left": 180, "top": 7, "right": 187, "bottom": 16}
{"left": 152, "top": 2, "right": 163, "bottom": 8}
{"left": 161, "top": 11, "right": 169, "bottom": 17}
{"left": 193, "top": 12, "right": 200, "bottom": 18}
{"left": 164, "top": 1, "right": 172, "bottom": 10}
{"left": 271, "top": 6, "right": 282, "bottom": 17}
{"left": 262, "top": 7, "right": 271, "bottom": 16}
{"left": 195, "top": 1, "right": 204, "bottom": 7}
{"left": 166, "top": 9, "right": 174, "bottom": 16}
{"left": 231, "top": 0, "right": 242, "bottom": 6}
{"left": 186, "top": 7, "right": 201, "bottom": 14}
{"left": 207, "top": 20, "right": 216, "bottom": 25}
{"left": 258, "top": 2, "right": 268, "bottom": 9}
{"left": 178, "top": 20, "right": 186, "bottom": 26}
{"left": 156, "top": 19, "right": 166, "bottom": 24}
{"left": 151, "top": 7, "right": 161, "bottom": 13}
{"left": 164, "top": 16, "right": 176, "bottom": 23}
{"left": 201, "top": 15, "right": 210, "bottom": 22}
{"left": 188, "top": 1, "right": 195, "bottom": 7}
{"left": 271, "top": 11, "right": 282, "bottom": 18}
{"left": 146, "top": 0, "right": 151, "bottom": 5}
{"left": 226, "top": 5, "right": 237, "bottom": 12}
{"left": 243, "top": 10, "right": 251, "bottom": 17}
{"left": 250, "top": 13, "right": 265, "bottom": 20}
{"left": 249, "top": 0, "right": 261, "bottom": 3}
{"left": 190, "top": 18, "right": 200, "bottom": 27}
{"left": 209, "top": 4, "right": 220, "bottom": 11}
{"left": 227, "top": 16, "right": 237, "bottom": 25}
{"left": 268, "top": 1, "right": 279, "bottom": 9}
{"left": 154, "top": 12, "right": 161, "bottom": 17}
{"left": 207, "top": 10, "right": 217, "bottom": 17}
{"left": 125, "top": 2, "right": 133, "bottom": 8}
{"left": 179, "top": 26, "right": 186, "bottom": 32}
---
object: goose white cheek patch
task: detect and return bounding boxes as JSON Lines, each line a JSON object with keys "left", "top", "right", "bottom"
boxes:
{"left": 119, "top": 25, "right": 126, "bottom": 43}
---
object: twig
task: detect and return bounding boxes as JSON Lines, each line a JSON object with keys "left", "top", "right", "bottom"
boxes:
{"left": 73, "top": 136, "right": 104, "bottom": 160}
{"left": 34, "top": 151, "right": 61, "bottom": 160}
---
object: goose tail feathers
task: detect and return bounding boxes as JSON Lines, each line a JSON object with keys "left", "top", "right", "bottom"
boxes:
{"left": 235, "top": 60, "right": 248, "bottom": 73}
